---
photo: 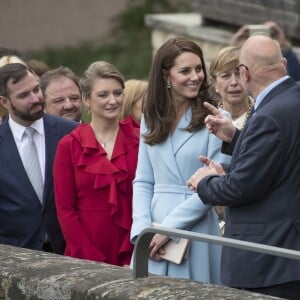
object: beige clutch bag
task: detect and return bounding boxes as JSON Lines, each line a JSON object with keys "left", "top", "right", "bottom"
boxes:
{"left": 152, "top": 222, "right": 190, "bottom": 264}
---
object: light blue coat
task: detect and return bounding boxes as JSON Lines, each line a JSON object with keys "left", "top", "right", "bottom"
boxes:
{"left": 131, "top": 109, "right": 231, "bottom": 283}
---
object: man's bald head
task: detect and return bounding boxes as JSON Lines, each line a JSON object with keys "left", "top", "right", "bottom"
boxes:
{"left": 240, "top": 35, "right": 285, "bottom": 70}
{"left": 239, "top": 35, "right": 287, "bottom": 98}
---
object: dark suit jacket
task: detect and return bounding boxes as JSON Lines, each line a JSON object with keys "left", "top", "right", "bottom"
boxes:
{"left": 0, "top": 114, "right": 77, "bottom": 254}
{"left": 197, "top": 77, "right": 300, "bottom": 288}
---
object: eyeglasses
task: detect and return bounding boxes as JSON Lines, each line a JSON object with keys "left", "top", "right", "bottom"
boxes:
{"left": 236, "top": 64, "right": 249, "bottom": 73}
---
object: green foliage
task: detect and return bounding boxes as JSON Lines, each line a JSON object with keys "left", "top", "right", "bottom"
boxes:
{"left": 26, "top": 0, "right": 190, "bottom": 79}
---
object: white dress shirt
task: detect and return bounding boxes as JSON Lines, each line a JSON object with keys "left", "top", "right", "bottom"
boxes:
{"left": 8, "top": 117, "right": 46, "bottom": 182}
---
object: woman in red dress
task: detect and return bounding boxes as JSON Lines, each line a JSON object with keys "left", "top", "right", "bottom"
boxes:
{"left": 53, "top": 61, "right": 139, "bottom": 266}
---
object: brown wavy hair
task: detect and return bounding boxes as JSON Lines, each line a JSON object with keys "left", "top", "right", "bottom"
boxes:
{"left": 143, "top": 36, "right": 215, "bottom": 145}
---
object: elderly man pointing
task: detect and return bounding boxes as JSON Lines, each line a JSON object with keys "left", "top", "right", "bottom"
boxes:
{"left": 187, "top": 35, "right": 300, "bottom": 299}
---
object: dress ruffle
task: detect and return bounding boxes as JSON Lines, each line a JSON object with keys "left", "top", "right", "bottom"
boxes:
{"left": 69, "top": 116, "right": 139, "bottom": 232}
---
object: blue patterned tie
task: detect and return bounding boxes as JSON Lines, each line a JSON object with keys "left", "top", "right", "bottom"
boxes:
{"left": 23, "top": 127, "right": 44, "bottom": 203}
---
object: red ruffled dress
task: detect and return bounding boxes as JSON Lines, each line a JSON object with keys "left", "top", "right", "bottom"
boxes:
{"left": 54, "top": 116, "right": 139, "bottom": 266}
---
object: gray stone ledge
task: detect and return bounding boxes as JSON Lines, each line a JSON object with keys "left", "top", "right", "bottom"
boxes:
{"left": 145, "top": 13, "right": 232, "bottom": 46}
{"left": 145, "top": 13, "right": 300, "bottom": 58}
{"left": 0, "top": 244, "right": 281, "bottom": 299}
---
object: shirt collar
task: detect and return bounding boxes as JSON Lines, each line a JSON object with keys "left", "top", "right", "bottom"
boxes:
{"left": 254, "top": 75, "right": 290, "bottom": 110}
{"left": 8, "top": 117, "right": 45, "bottom": 141}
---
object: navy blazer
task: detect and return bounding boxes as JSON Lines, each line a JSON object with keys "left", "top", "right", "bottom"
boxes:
{"left": 0, "top": 114, "right": 77, "bottom": 254}
{"left": 197, "top": 77, "right": 300, "bottom": 288}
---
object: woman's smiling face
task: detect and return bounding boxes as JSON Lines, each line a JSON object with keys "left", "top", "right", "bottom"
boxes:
{"left": 86, "top": 78, "right": 124, "bottom": 121}
{"left": 166, "top": 51, "right": 204, "bottom": 103}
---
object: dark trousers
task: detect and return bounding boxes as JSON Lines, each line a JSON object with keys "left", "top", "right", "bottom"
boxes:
{"left": 42, "top": 241, "right": 53, "bottom": 253}
{"left": 245, "top": 281, "right": 300, "bottom": 300}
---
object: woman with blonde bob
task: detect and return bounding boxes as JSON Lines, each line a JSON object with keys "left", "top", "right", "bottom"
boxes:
{"left": 119, "top": 79, "right": 148, "bottom": 123}
{"left": 209, "top": 46, "right": 254, "bottom": 232}
{"left": 209, "top": 46, "right": 254, "bottom": 130}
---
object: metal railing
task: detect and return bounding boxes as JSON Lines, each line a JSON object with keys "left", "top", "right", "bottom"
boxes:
{"left": 133, "top": 226, "right": 300, "bottom": 278}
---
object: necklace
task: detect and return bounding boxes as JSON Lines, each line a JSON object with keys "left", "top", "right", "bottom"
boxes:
{"left": 219, "top": 99, "right": 253, "bottom": 129}
{"left": 91, "top": 123, "right": 119, "bottom": 149}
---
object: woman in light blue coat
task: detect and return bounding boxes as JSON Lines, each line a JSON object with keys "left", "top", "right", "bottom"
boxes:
{"left": 130, "top": 37, "right": 231, "bottom": 283}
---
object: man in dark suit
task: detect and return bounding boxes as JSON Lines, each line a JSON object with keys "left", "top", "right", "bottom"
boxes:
{"left": 0, "top": 63, "right": 77, "bottom": 254}
{"left": 187, "top": 35, "right": 300, "bottom": 299}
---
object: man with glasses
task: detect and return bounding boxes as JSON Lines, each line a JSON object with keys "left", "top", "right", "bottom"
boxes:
{"left": 231, "top": 21, "right": 300, "bottom": 81}
{"left": 187, "top": 35, "right": 300, "bottom": 299}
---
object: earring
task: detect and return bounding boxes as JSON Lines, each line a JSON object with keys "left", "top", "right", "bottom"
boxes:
{"left": 166, "top": 80, "right": 171, "bottom": 89}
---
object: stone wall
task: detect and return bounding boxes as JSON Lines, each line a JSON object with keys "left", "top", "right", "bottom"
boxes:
{"left": 145, "top": 13, "right": 231, "bottom": 67}
{"left": 190, "top": 0, "right": 300, "bottom": 40}
{"left": 0, "top": 244, "right": 278, "bottom": 300}
{"left": 145, "top": 13, "right": 300, "bottom": 68}
{"left": 0, "top": 0, "right": 126, "bottom": 52}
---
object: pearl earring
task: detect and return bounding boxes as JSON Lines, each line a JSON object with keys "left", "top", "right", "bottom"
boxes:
{"left": 166, "top": 80, "right": 171, "bottom": 89}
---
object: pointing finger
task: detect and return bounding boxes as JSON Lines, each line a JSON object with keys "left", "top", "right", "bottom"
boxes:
{"left": 204, "top": 102, "right": 221, "bottom": 117}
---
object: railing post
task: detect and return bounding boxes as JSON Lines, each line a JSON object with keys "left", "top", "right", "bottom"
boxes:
{"left": 132, "top": 228, "right": 155, "bottom": 278}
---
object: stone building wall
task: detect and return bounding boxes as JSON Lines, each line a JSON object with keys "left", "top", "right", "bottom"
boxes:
{"left": 145, "top": 13, "right": 300, "bottom": 69}
{"left": 190, "top": 0, "right": 300, "bottom": 41}
{"left": 0, "top": 0, "right": 126, "bottom": 52}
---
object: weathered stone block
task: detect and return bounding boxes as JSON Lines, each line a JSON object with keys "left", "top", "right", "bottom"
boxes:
{"left": 0, "top": 244, "right": 281, "bottom": 299}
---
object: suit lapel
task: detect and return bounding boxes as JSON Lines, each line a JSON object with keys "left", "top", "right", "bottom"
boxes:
{"left": 43, "top": 115, "right": 60, "bottom": 209}
{"left": 0, "top": 122, "right": 42, "bottom": 206}
{"left": 230, "top": 78, "right": 296, "bottom": 170}
{"left": 0, "top": 122, "right": 25, "bottom": 177}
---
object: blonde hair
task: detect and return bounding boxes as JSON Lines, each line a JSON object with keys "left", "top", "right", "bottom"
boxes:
{"left": 0, "top": 55, "right": 26, "bottom": 68}
{"left": 27, "top": 59, "right": 49, "bottom": 76}
{"left": 209, "top": 46, "right": 240, "bottom": 80}
{"left": 119, "top": 79, "right": 148, "bottom": 121}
